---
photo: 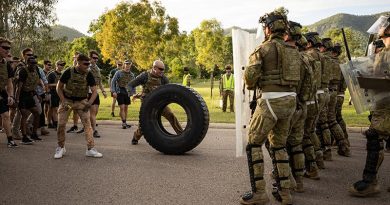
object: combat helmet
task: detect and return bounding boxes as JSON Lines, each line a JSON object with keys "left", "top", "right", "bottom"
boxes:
{"left": 332, "top": 43, "right": 342, "bottom": 56}
{"left": 321, "top": 38, "right": 333, "bottom": 50}
{"left": 304, "top": 32, "right": 322, "bottom": 47}
{"left": 289, "top": 21, "right": 302, "bottom": 41}
{"left": 296, "top": 36, "right": 308, "bottom": 50}
{"left": 259, "top": 7, "right": 289, "bottom": 33}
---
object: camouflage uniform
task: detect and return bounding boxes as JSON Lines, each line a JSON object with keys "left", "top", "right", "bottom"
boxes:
{"left": 241, "top": 28, "right": 300, "bottom": 204}
{"left": 131, "top": 71, "right": 183, "bottom": 142}
{"left": 350, "top": 46, "right": 390, "bottom": 196}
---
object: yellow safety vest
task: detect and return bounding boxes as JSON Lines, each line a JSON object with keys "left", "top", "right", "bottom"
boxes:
{"left": 223, "top": 74, "right": 234, "bottom": 90}
{"left": 182, "top": 74, "right": 190, "bottom": 86}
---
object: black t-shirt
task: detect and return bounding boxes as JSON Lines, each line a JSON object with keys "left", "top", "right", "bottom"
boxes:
{"left": 6, "top": 61, "right": 14, "bottom": 78}
{"left": 47, "top": 71, "right": 62, "bottom": 92}
{"left": 60, "top": 68, "right": 95, "bottom": 100}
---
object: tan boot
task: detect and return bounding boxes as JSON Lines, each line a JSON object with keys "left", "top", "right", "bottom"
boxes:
{"left": 349, "top": 180, "right": 380, "bottom": 197}
{"left": 315, "top": 150, "right": 325, "bottom": 169}
{"left": 294, "top": 176, "right": 304, "bottom": 193}
{"left": 240, "top": 190, "right": 269, "bottom": 205}
{"left": 323, "top": 149, "right": 332, "bottom": 161}
{"left": 304, "top": 163, "right": 320, "bottom": 180}
{"left": 279, "top": 188, "right": 293, "bottom": 205}
{"left": 338, "top": 141, "right": 351, "bottom": 157}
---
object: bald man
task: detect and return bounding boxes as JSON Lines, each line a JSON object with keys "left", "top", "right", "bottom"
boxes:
{"left": 128, "top": 60, "right": 183, "bottom": 145}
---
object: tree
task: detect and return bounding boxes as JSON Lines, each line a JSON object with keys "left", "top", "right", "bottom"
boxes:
{"left": 191, "top": 19, "right": 225, "bottom": 73}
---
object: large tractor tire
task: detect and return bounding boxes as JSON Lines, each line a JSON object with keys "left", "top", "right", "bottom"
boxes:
{"left": 139, "top": 84, "right": 209, "bottom": 155}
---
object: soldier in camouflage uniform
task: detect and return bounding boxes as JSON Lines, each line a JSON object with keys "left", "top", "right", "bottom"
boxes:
{"left": 320, "top": 38, "right": 350, "bottom": 157}
{"left": 349, "top": 21, "right": 390, "bottom": 197}
{"left": 240, "top": 8, "right": 299, "bottom": 205}
{"left": 54, "top": 54, "right": 103, "bottom": 159}
{"left": 129, "top": 60, "right": 183, "bottom": 145}
{"left": 303, "top": 32, "right": 327, "bottom": 169}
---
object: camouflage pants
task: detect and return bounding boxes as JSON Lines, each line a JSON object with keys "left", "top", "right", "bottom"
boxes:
{"left": 327, "top": 91, "right": 347, "bottom": 144}
{"left": 222, "top": 90, "right": 234, "bottom": 112}
{"left": 134, "top": 106, "right": 183, "bottom": 140}
{"left": 303, "top": 102, "right": 322, "bottom": 168}
{"left": 336, "top": 95, "right": 349, "bottom": 143}
{"left": 287, "top": 103, "right": 307, "bottom": 178}
{"left": 317, "top": 92, "right": 331, "bottom": 148}
{"left": 247, "top": 95, "right": 296, "bottom": 191}
{"left": 57, "top": 99, "right": 94, "bottom": 149}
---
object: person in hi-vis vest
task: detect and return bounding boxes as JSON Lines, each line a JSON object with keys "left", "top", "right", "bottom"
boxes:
{"left": 182, "top": 66, "right": 191, "bottom": 87}
{"left": 219, "top": 65, "right": 234, "bottom": 112}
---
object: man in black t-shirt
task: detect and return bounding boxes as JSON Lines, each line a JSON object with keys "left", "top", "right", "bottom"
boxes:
{"left": 0, "top": 37, "right": 17, "bottom": 147}
{"left": 54, "top": 54, "right": 102, "bottom": 159}
{"left": 47, "top": 60, "right": 66, "bottom": 129}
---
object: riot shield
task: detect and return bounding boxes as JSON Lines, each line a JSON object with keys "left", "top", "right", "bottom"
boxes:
{"left": 367, "top": 15, "right": 390, "bottom": 34}
{"left": 232, "top": 28, "right": 262, "bottom": 157}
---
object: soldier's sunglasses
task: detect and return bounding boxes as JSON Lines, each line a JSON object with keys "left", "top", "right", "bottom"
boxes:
{"left": 47, "top": 64, "right": 52, "bottom": 66}
{"left": 1, "top": 46, "right": 11, "bottom": 51}
{"left": 58, "top": 63, "right": 66, "bottom": 66}
{"left": 156, "top": 67, "right": 164, "bottom": 71}
{"left": 91, "top": 56, "right": 99, "bottom": 60}
{"left": 83, "top": 62, "right": 90, "bottom": 66}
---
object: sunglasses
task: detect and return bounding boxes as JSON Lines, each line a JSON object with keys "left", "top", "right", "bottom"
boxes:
{"left": 83, "top": 62, "right": 90, "bottom": 66}
{"left": 47, "top": 64, "right": 52, "bottom": 66}
{"left": 26, "top": 53, "right": 34, "bottom": 56}
{"left": 117, "top": 64, "right": 123, "bottom": 66}
{"left": 58, "top": 63, "right": 66, "bottom": 66}
{"left": 92, "top": 56, "right": 99, "bottom": 60}
{"left": 156, "top": 66, "right": 164, "bottom": 71}
{"left": 1, "top": 46, "right": 11, "bottom": 51}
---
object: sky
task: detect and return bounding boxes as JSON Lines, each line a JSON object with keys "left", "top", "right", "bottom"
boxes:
{"left": 55, "top": 0, "right": 390, "bottom": 35}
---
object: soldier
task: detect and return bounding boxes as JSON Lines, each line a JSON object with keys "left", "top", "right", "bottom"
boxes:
{"left": 182, "top": 66, "right": 191, "bottom": 87}
{"left": 296, "top": 36, "right": 322, "bottom": 180}
{"left": 304, "top": 32, "right": 328, "bottom": 168}
{"left": 66, "top": 51, "right": 81, "bottom": 133}
{"left": 54, "top": 54, "right": 103, "bottom": 159}
{"left": 240, "top": 8, "right": 299, "bottom": 205}
{"left": 85, "top": 50, "right": 107, "bottom": 138}
{"left": 349, "top": 19, "right": 390, "bottom": 196}
{"left": 14, "top": 54, "right": 41, "bottom": 143}
{"left": 47, "top": 60, "right": 66, "bottom": 130}
{"left": 109, "top": 61, "right": 122, "bottom": 117}
{"left": 111, "top": 60, "right": 135, "bottom": 129}
{"left": 43, "top": 60, "right": 53, "bottom": 128}
{"left": 284, "top": 21, "right": 317, "bottom": 193}
{"left": 0, "top": 37, "right": 17, "bottom": 147}
{"left": 130, "top": 60, "right": 183, "bottom": 145}
{"left": 219, "top": 65, "right": 234, "bottom": 112}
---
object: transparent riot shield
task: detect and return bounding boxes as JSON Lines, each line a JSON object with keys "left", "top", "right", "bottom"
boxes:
{"left": 232, "top": 28, "right": 262, "bottom": 157}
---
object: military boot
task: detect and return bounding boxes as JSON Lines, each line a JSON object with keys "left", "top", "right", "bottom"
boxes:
{"left": 304, "top": 162, "right": 320, "bottom": 180}
{"left": 349, "top": 179, "right": 380, "bottom": 197}
{"left": 240, "top": 191, "right": 269, "bottom": 205}
{"left": 337, "top": 140, "right": 351, "bottom": 157}
{"left": 279, "top": 188, "right": 293, "bottom": 205}
{"left": 294, "top": 176, "right": 304, "bottom": 193}
{"left": 316, "top": 150, "right": 325, "bottom": 169}
{"left": 323, "top": 148, "right": 332, "bottom": 161}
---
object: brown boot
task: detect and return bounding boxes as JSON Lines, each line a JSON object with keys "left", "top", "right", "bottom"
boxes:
{"left": 316, "top": 151, "right": 325, "bottom": 169}
{"left": 279, "top": 188, "right": 293, "bottom": 205}
{"left": 304, "top": 162, "right": 320, "bottom": 180}
{"left": 294, "top": 176, "right": 304, "bottom": 193}
{"left": 338, "top": 140, "right": 351, "bottom": 157}
{"left": 240, "top": 190, "right": 269, "bottom": 205}
{"left": 349, "top": 180, "right": 380, "bottom": 197}
{"left": 323, "top": 149, "right": 332, "bottom": 161}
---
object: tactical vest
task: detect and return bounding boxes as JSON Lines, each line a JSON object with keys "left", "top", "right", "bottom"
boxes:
{"left": 89, "top": 65, "right": 102, "bottom": 85}
{"left": 63, "top": 67, "right": 89, "bottom": 98}
{"left": 298, "top": 53, "right": 315, "bottom": 102}
{"left": 142, "top": 72, "right": 162, "bottom": 95}
{"left": 0, "top": 59, "right": 9, "bottom": 90}
{"left": 21, "top": 66, "right": 40, "bottom": 92}
{"left": 223, "top": 74, "right": 234, "bottom": 90}
{"left": 118, "top": 70, "right": 133, "bottom": 88}
{"left": 182, "top": 74, "right": 190, "bottom": 86}
{"left": 330, "top": 57, "right": 342, "bottom": 83}
{"left": 304, "top": 51, "right": 321, "bottom": 92}
{"left": 306, "top": 49, "right": 328, "bottom": 89}
{"left": 260, "top": 40, "right": 300, "bottom": 87}
{"left": 320, "top": 52, "right": 332, "bottom": 88}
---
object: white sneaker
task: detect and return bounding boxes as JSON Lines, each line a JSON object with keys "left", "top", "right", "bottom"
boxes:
{"left": 86, "top": 148, "right": 103, "bottom": 158}
{"left": 54, "top": 147, "right": 66, "bottom": 159}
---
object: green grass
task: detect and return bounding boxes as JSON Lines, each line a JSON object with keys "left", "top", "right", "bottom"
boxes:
{"left": 96, "top": 79, "right": 369, "bottom": 126}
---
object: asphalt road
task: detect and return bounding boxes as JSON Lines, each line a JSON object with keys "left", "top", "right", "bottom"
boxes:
{"left": 0, "top": 124, "right": 389, "bottom": 205}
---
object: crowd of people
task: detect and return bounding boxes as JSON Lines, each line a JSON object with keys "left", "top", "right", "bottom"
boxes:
{"left": 0, "top": 37, "right": 184, "bottom": 158}
{"left": 240, "top": 8, "right": 389, "bottom": 205}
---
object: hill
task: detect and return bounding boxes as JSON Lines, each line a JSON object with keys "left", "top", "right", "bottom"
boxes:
{"left": 306, "top": 12, "right": 389, "bottom": 36}
{"left": 51, "top": 25, "right": 85, "bottom": 41}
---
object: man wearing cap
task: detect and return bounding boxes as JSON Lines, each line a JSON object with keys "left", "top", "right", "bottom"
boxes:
{"left": 129, "top": 60, "right": 183, "bottom": 145}
{"left": 0, "top": 37, "right": 18, "bottom": 147}
{"left": 109, "top": 61, "right": 122, "bottom": 117}
{"left": 47, "top": 60, "right": 66, "bottom": 129}
{"left": 182, "top": 66, "right": 191, "bottom": 87}
{"left": 111, "top": 60, "right": 135, "bottom": 129}
{"left": 220, "top": 65, "right": 234, "bottom": 112}
{"left": 54, "top": 53, "right": 103, "bottom": 159}
{"left": 241, "top": 8, "right": 299, "bottom": 205}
